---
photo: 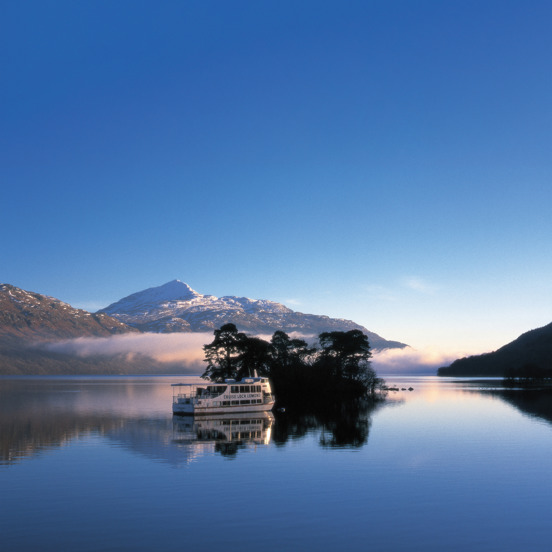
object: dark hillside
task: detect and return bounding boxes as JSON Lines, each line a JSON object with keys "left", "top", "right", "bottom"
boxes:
{"left": 0, "top": 284, "right": 137, "bottom": 340}
{"left": 438, "top": 322, "right": 552, "bottom": 377}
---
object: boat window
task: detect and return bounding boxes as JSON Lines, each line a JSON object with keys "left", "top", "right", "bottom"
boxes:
{"left": 209, "top": 386, "right": 227, "bottom": 397}
{"left": 240, "top": 400, "right": 251, "bottom": 405}
{"left": 239, "top": 385, "right": 250, "bottom": 393}
{"left": 231, "top": 400, "right": 239, "bottom": 405}
{"left": 231, "top": 386, "right": 238, "bottom": 393}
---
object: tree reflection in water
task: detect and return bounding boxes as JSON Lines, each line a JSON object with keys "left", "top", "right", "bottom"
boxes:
{"left": 272, "top": 399, "right": 384, "bottom": 449}
{"left": 489, "top": 389, "right": 552, "bottom": 426}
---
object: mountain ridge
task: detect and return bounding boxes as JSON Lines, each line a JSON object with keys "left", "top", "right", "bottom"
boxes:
{"left": 0, "top": 283, "right": 137, "bottom": 340}
{"left": 98, "top": 280, "right": 407, "bottom": 351}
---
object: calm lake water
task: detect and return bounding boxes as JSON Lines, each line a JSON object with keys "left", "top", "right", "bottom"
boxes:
{"left": 1, "top": 375, "right": 551, "bottom": 552}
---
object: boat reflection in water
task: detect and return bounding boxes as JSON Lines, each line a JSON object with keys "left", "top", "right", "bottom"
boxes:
{"left": 172, "top": 411, "right": 274, "bottom": 457}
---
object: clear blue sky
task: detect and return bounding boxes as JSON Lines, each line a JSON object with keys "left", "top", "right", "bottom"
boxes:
{"left": 2, "top": 1, "right": 551, "bottom": 357}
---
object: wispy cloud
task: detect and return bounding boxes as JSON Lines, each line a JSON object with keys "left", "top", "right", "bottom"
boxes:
{"left": 402, "top": 277, "right": 437, "bottom": 295}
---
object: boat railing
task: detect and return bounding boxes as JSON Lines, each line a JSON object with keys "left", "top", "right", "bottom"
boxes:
{"left": 174, "top": 392, "right": 195, "bottom": 401}
{"left": 174, "top": 390, "right": 229, "bottom": 401}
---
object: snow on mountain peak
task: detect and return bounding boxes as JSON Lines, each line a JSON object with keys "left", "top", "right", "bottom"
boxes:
{"left": 158, "top": 280, "right": 201, "bottom": 300}
{"left": 99, "top": 280, "right": 203, "bottom": 314}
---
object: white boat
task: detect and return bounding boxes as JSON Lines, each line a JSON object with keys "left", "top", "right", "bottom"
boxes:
{"left": 172, "top": 376, "right": 275, "bottom": 415}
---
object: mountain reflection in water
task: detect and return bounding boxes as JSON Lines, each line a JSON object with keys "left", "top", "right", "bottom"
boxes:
{"left": 3, "top": 376, "right": 552, "bottom": 467}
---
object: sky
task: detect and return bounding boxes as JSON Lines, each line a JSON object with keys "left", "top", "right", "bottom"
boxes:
{"left": 1, "top": 0, "right": 551, "bottom": 366}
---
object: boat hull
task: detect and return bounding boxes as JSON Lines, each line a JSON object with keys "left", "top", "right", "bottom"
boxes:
{"left": 173, "top": 402, "right": 275, "bottom": 416}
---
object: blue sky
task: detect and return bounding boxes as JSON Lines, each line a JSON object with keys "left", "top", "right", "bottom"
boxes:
{"left": 2, "top": 0, "right": 551, "bottom": 359}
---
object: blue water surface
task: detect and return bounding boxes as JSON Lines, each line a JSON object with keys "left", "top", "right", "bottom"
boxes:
{"left": 1, "top": 375, "right": 551, "bottom": 551}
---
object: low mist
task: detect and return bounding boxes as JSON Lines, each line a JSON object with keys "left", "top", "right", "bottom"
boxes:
{"left": 45, "top": 332, "right": 212, "bottom": 372}
{"left": 372, "top": 347, "right": 463, "bottom": 375}
{"left": 43, "top": 332, "right": 464, "bottom": 376}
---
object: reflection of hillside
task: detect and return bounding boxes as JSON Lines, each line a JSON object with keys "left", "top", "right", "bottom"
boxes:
{"left": 491, "top": 389, "right": 552, "bottom": 426}
{"left": 0, "top": 377, "right": 170, "bottom": 466}
{"left": 0, "top": 409, "right": 122, "bottom": 465}
{"left": 105, "top": 417, "right": 193, "bottom": 466}
{"left": 0, "top": 379, "right": 121, "bottom": 465}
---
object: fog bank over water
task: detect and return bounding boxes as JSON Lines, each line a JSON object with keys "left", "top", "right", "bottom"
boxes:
{"left": 41, "top": 332, "right": 476, "bottom": 375}
{"left": 45, "top": 333, "right": 210, "bottom": 373}
{"left": 372, "top": 347, "right": 472, "bottom": 375}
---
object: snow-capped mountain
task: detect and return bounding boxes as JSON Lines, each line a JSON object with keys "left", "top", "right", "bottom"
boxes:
{"left": 99, "top": 280, "right": 407, "bottom": 351}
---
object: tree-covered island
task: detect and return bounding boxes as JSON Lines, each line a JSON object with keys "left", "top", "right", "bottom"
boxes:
{"left": 201, "top": 323, "right": 386, "bottom": 408}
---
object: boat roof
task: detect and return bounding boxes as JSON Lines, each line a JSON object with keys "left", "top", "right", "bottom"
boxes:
{"left": 171, "top": 377, "right": 267, "bottom": 387}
